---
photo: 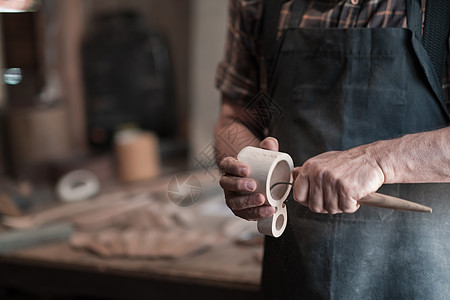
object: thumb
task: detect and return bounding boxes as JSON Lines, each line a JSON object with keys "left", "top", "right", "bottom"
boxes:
{"left": 292, "top": 166, "right": 302, "bottom": 180}
{"left": 260, "top": 137, "right": 279, "bottom": 152}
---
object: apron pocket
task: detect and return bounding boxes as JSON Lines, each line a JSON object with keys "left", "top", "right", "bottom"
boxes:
{"left": 291, "top": 86, "right": 407, "bottom": 153}
{"left": 341, "top": 87, "right": 406, "bottom": 149}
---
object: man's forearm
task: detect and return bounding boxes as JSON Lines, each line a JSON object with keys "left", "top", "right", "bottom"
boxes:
{"left": 214, "top": 113, "right": 260, "bottom": 164}
{"left": 214, "top": 98, "right": 261, "bottom": 164}
{"left": 370, "top": 126, "right": 450, "bottom": 183}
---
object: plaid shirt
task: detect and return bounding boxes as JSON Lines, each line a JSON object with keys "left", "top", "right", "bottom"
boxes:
{"left": 216, "top": 0, "right": 450, "bottom": 110}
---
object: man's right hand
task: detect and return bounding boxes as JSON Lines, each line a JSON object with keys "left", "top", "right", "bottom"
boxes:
{"left": 219, "top": 137, "right": 279, "bottom": 220}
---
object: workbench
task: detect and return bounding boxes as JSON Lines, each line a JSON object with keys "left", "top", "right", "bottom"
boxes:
{"left": 0, "top": 175, "right": 263, "bottom": 300}
{"left": 0, "top": 239, "right": 262, "bottom": 299}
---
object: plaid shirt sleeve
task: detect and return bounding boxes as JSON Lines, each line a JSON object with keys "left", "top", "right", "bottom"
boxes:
{"left": 215, "top": 0, "right": 263, "bottom": 105}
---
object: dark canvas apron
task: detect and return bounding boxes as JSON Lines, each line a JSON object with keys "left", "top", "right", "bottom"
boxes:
{"left": 261, "top": 0, "right": 450, "bottom": 299}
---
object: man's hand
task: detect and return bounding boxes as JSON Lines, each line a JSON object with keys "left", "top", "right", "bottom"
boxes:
{"left": 292, "top": 145, "right": 385, "bottom": 214}
{"left": 219, "top": 137, "right": 279, "bottom": 220}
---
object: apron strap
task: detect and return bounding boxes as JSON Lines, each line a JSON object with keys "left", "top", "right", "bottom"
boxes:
{"left": 422, "top": 0, "right": 450, "bottom": 84}
{"left": 261, "top": 0, "right": 310, "bottom": 89}
{"left": 260, "top": 0, "right": 285, "bottom": 81}
{"left": 407, "top": 0, "right": 450, "bottom": 85}
{"left": 287, "top": 0, "right": 309, "bottom": 28}
{"left": 406, "top": 0, "right": 422, "bottom": 41}
{"left": 407, "top": 0, "right": 449, "bottom": 118}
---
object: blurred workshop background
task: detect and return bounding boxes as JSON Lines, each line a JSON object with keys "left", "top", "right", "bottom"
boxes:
{"left": 0, "top": 1, "right": 263, "bottom": 299}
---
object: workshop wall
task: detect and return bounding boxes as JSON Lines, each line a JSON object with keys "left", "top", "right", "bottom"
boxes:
{"left": 0, "top": 0, "right": 199, "bottom": 181}
{"left": 188, "top": 0, "right": 227, "bottom": 162}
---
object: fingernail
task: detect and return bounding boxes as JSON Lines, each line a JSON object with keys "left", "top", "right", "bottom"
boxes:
{"left": 263, "top": 206, "right": 274, "bottom": 216}
{"left": 262, "top": 138, "right": 276, "bottom": 149}
{"left": 246, "top": 180, "right": 256, "bottom": 191}
{"left": 267, "top": 139, "right": 276, "bottom": 148}
{"left": 252, "top": 194, "right": 264, "bottom": 205}
{"left": 239, "top": 167, "right": 248, "bottom": 176}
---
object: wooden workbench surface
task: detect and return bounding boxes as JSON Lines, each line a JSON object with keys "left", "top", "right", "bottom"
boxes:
{"left": 0, "top": 240, "right": 262, "bottom": 300}
{"left": 1, "top": 239, "right": 262, "bottom": 290}
{"left": 0, "top": 174, "right": 263, "bottom": 299}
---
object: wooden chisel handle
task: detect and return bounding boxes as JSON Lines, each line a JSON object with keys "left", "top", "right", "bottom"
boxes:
{"left": 358, "top": 193, "right": 432, "bottom": 213}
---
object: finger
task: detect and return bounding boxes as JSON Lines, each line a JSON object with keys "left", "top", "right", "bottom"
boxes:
{"left": 233, "top": 206, "right": 275, "bottom": 221}
{"left": 219, "top": 157, "right": 249, "bottom": 177}
{"left": 225, "top": 193, "right": 265, "bottom": 211}
{"left": 292, "top": 167, "right": 302, "bottom": 180}
{"left": 308, "top": 176, "right": 324, "bottom": 213}
{"left": 260, "top": 137, "right": 279, "bottom": 152}
{"left": 323, "top": 190, "right": 342, "bottom": 214}
{"left": 292, "top": 170, "right": 309, "bottom": 206}
{"left": 322, "top": 173, "right": 342, "bottom": 214}
{"left": 338, "top": 193, "right": 360, "bottom": 213}
{"left": 220, "top": 175, "right": 256, "bottom": 193}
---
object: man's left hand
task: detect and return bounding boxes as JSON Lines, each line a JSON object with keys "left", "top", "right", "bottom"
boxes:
{"left": 292, "top": 146, "right": 385, "bottom": 214}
